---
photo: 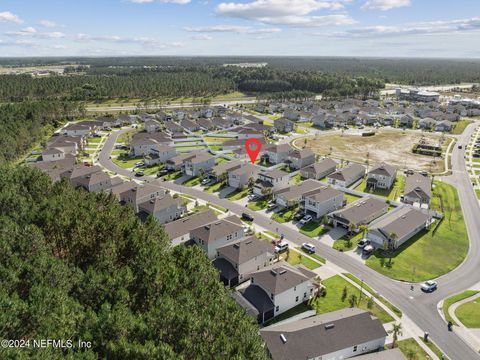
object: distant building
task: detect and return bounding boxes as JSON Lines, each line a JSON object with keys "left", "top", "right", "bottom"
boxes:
{"left": 396, "top": 88, "right": 440, "bottom": 102}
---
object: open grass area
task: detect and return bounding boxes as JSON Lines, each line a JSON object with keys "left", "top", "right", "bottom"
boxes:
{"left": 476, "top": 189, "right": 480, "bottom": 199}
{"left": 443, "top": 290, "right": 479, "bottom": 326}
{"left": 116, "top": 129, "right": 137, "bottom": 145}
{"left": 366, "top": 181, "right": 469, "bottom": 282}
{"left": 225, "top": 187, "right": 250, "bottom": 201}
{"left": 143, "top": 165, "right": 163, "bottom": 176}
{"left": 451, "top": 119, "right": 474, "bottom": 135}
{"left": 419, "top": 338, "right": 447, "bottom": 359}
{"left": 397, "top": 339, "right": 430, "bottom": 360}
{"left": 204, "top": 181, "right": 226, "bottom": 193}
{"left": 342, "top": 273, "right": 402, "bottom": 318}
{"left": 271, "top": 207, "right": 297, "bottom": 223}
{"left": 87, "top": 137, "right": 103, "bottom": 144}
{"left": 312, "top": 275, "right": 394, "bottom": 323}
{"left": 455, "top": 296, "right": 480, "bottom": 328}
{"left": 283, "top": 249, "right": 321, "bottom": 270}
{"left": 299, "top": 221, "right": 328, "bottom": 238}
{"left": 209, "top": 145, "right": 222, "bottom": 151}
{"left": 344, "top": 193, "right": 362, "bottom": 204}
{"left": 112, "top": 156, "right": 143, "bottom": 169}
{"left": 182, "top": 176, "right": 200, "bottom": 187}
{"left": 247, "top": 199, "right": 269, "bottom": 211}
{"left": 354, "top": 175, "right": 405, "bottom": 201}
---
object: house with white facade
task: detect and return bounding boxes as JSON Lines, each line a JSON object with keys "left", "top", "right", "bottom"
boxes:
{"left": 286, "top": 149, "right": 315, "bottom": 170}
{"left": 328, "top": 197, "right": 389, "bottom": 230}
{"left": 138, "top": 193, "right": 186, "bottom": 225}
{"left": 301, "top": 186, "right": 344, "bottom": 220}
{"left": 228, "top": 163, "right": 260, "bottom": 190}
{"left": 263, "top": 143, "right": 292, "bottom": 165}
{"left": 183, "top": 153, "right": 215, "bottom": 177}
{"left": 252, "top": 169, "right": 290, "bottom": 197}
{"left": 327, "top": 163, "right": 366, "bottom": 188}
{"left": 164, "top": 210, "right": 218, "bottom": 246}
{"left": 366, "top": 163, "right": 397, "bottom": 190}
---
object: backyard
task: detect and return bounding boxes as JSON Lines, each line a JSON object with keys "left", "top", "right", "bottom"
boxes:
{"left": 354, "top": 175, "right": 406, "bottom": 201}
{"left": 366, "top": 181, "right": 469, "bottom": 281}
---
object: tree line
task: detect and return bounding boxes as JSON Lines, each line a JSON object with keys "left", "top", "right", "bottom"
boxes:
{"left": 0, "top": 165, "right": 267, "bottom": 359}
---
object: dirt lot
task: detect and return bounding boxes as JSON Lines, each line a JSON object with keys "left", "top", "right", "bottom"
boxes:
{"left": 295, "top": 129, "right": 448, "bottom": 173}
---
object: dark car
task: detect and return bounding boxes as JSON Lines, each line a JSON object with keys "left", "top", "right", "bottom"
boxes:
{"left": 293, "top": 212, "right": 304, "bottom": 221}
{"left": 241, "top": 213, "right": 254, "bottom": 222}
{"left": 157, "top": 169, "right": 169, "bottom": 177}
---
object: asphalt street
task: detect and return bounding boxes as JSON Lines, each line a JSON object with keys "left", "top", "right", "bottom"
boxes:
{"left": 99, "top": 126, "right": 480, "bottom": 360}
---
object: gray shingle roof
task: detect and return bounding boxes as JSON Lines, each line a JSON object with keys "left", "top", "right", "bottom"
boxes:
{"left": 164, "top": 210, "right": 217, "bottom": 240}
{"left": 330, "top": 197, "right": 388, "bottom": 226}
{"left": 216, "top": 236, "right": 273, "bottom": 265}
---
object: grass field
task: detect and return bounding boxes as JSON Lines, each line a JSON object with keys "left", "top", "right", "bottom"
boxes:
{"left": 442, "top": 290, "right": 479, "bottom": 326}
{"left": 451, "top": 119, "right": 473, "bottom": 135}
{"left": 299, "top": 129, "right": 446, "bottom": 173}
{"left": 296, "top": 247, "right": 326, "bottom": 264}
{"left": 312, "top": 275, "right": 394, "bottom": 323}
{"left": 299, "top": 221, "right": 328, "bottom": 238}
{"left": 332, "top": 239, "right": 356, "bottom": 251}
{"left": 454, "top": 295, "right": 480, "bottom": 328}
{"left": 366, "top": 181, "right": 469, "bottom": 282}
{"left": 225, "top": 187, "right": 250, "bottom": 201}
{"left": 112, "top": 156, "right": 142, "bottom": 169}
{"left": 247, "top": 199, "right": 269, "bottom": 211}
{"left": 204, "top": 181, "right": 226, "bottom": 193}
{"left": 476, "top": 189, "right": 480, "bottom": 199}
{"left": 162, "top": 171, "right": 182, "bottom": 181}
{"left": 271, "top": 207, "right": 297, "bottom": 223}
{"left": 397, "top": 339, "right": 430, "bottom": 360}
{"left": 204, "top": 136, "right": 232, "bottom": 143}
{"left": 283, "top": 250, "right": 321, "bottom": 270}
{"left": 182, "top": 176, "right": 200, "bottom": 187}
{"left": 354, "top": 175, "right": 405, "bottom": 201}
{"left": 344, "top": 193, "right": 362, "bottom": 204}
{"left": 291, "top": 174, "right": 302, "bottom": 185}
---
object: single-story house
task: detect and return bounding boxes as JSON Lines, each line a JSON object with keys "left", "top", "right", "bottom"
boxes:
{"left": 274, "top": 179, "right": 324, "bottom": 208}
{"left": 328, "top": 197, "right": 389, "bottom": 229}
{"left": 402, "top": 173, "right": 431, "bottom": 207}
{"left": 144, "top": 119, "right": 162, "bottom": 133}
{"left": 119, "top": 182, "right": 165, "bottom": 213}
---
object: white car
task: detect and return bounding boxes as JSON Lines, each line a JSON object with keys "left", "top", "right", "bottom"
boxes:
{"left": 421, "top": 280, "right": 438, "bottom": 292}
{"left": 299, "top": 215, "right": 313, "bottom": 225}
{"left": 274, "top": 242, "right": 289, "bottom": 253}
{"left": 357, "top": 239, "right": 370, "bottom": 249}
{"left": 302, "top": 243, "right": 316, "bottom": 253}
{"left": 362, "top": 244, "right": 375, "bottom": 256}
{"left": 248, "top": 193, "right": 258, "bottom": 201}
{"left": 201, "top": 178, "right": 211, "bottom": 185}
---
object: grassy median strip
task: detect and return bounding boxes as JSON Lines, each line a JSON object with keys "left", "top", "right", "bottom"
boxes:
{"left": 442, "top": 290, "right": 479, "bottom": 326}
{"left": 454, "top": 295, "right": 480, "bottom": 328}
{"left": 397, "top": 339, "right": 430, "bottom": 360}
{"left": 420, "top": 337, "right": 448, "bottom": 359}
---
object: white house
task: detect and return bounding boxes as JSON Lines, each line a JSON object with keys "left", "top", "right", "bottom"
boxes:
{"left": 366, "top": 162, "right": 397, "bottom": 190}
{"left": 301, "top": 186, "right": 345, "bottom": 220}
{"left": 253, "top": 169, "right": 290, "bottom": 197}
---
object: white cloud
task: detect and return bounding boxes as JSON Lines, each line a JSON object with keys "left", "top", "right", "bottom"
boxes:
{"left": 362, "top": 0, "right": 411, "bottom": 11}
{"left": 74, "top": 33, "right": 184, "bottom": 49}
{"left": 184, "top": 24, "right": 281, "bottom": 34}
{"left": 215, "top": 0, "right": 354, "bottom": 27}
{"left": 6, "top": 27, "right": 66, "bottom": 39}
{"left": 0, "top": 11, "right": 23, "bottom": 24}
{"left": 190, "top": 34, "right": 213, "bottom": 40}
{"left": 126, "top": 0, "right": 191, "bottom": 4}
{"left": 39, "top": 19, "right": 58, "bottom": 28}
{"left": 329, "top": 17, "right": 480, "bottom": 38}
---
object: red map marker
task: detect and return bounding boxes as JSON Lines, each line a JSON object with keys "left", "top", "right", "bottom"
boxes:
{"left": 245, "top": 138, "right": 262, "bottom": 164}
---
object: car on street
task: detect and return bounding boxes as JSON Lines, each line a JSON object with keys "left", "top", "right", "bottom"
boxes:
{"left": 302, "top": 243, "right": 316, "bottom": 253}
{"left": 357, "top": 239, "right": 370, "bottom": 249}
{"left": 421, "top": 280, "right": 438, "bottom": 292}
{"left": 362, "top": 244, "right": 375, "bottom": 256}
{"left": 274, "top": 241, "right": 289, "bottom": 253}
{"left": 241, "top": 213, "right": 254, "bottom": 222}
{"left": 299, "top": 214, "right": 313, "bottom": 225}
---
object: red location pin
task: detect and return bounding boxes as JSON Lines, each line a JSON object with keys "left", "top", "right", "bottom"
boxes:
{"left": 245, "top": 138, "right": 262, "bottom": 164}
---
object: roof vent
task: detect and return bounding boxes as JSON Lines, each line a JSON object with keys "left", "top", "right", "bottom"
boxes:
{"left": 280, "top": 334, "right": 287, "bottom": 344}
{"left": 150, "top": 199, "right": 155, "bottom": 204}
{"left": 233, "top": 243, "right": 240, "bottom": 249}
{"left": 325, "top": 323, "right": 335, "bottom": 330}
{"left": 245, "top": 240, "right": 253, "bottom": 245}
{"left": 271, "top": 270, "right": 278, "bottom": 276}
{"left": 279, "top": 269, "right": 287, "bottom": 275}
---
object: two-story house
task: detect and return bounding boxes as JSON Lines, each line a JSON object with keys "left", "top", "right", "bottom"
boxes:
{"left": 119, "top": 182, "right": 165, "bottom": 213}
{"left": 137, "top": 193, "right": 186, "bottom": 225}
{"left": 263, "top": 143, "right": 292, "bottom": 165}
{"left": 366, "top": 162, "right": 397, "bottom": 190}
{"left": 286, "top": 149, "right": 315, "bottom": 170}
{"left": 183, "top": 153, "right": 216, "bottom": 177}
{"left": 252, "top": 169, "right": 290, "bottom": 197}
{"left": 301, "top": 186, "right": 345, "bottom": 220}
{"left": 228, "top": 163, "right": 260, "bottom": 189}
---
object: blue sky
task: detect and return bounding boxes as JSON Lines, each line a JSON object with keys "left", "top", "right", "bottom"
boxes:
{"left": 0, "top": 0, "right": 479, "bottom": 57}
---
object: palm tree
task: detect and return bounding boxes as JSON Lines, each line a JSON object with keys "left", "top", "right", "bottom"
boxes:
{"left": 261, "top": 187, "right": 273, "bottom": 201}
{"left": 359, "top": 224, "right": 368, "bottom": 239}
{"left": 389, "top": 323, "right": 403, "bottom": 349}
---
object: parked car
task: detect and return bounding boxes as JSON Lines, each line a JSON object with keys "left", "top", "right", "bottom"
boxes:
{"left": 274, "top": 242, "right": 289, "bottom": 253}
{"left": 157, "top": 169, "right": 169, "bottom": 177}
{"left": 458, "top": 145, "right": 463, "bottom": 149}
{"left": 135, "top": 161, "right": 145, "bottom": 168}
{"left": 421, "top": 280, "right": 438, "bottom": 292}
{"left": 293, "top": 212, "right": 305, "bottom": 221}
{"left": 299, "top": 214, "right": 313, "bottom": 225}
{"left": 201, "top": 178, "right": 211, "bottom": 186}
{"left": 241, "top": 213, "right": 254, "bottom": 222}
{"left": 362, "top": 244, "right": 375, "bottom": 256}
{"left": 302, "top": 243, "right": 316, "bottom": 253}
{"left": 135, "top": 170, "right": 144, "bottom": 177}
{"left": 248, "top": 193, "right": 258, "bottom": 201}
{"left": 92, "top": 133, "right": 101, "bottom": 138}
{"left": 267, "top": 203, "right": 277, "bottom": 211}
{"left": 357, "top": 239, "right": 370, "bottom": 249}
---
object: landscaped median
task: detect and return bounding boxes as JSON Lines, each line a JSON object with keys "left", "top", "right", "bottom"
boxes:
{"left": 442, "top": 290, "right": 479, "bottom": 326}
{"left": 455, "top": 295, "right": 480, "bottom": 328}
{"left": 366, "top": 181, "right": 469, "bottom": 282}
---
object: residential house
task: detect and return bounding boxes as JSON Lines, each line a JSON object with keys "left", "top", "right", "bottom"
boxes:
{"left": 71, "top": 170, "right": 122, "bottom": 193}
{"left": 260, "top": 308, "right": 387, "bottom": 360}
{"left": 367, "top": 207, "right": 434, "bottom": 249}
{"left": 41, "top": 147, "right": 66, "bottom": 162}
{"left": 47, "top": 135, "right": 82, "bottom": 155}
{"left": 236, "top": 128, "right": 264, "bottom": 139}
{"left": 59, "top": 164, "right": 103, "bottom": 183}
{"left": 144, "top": 145, "right": 177, "bottom": 166}
{"left": 106, "top": 180, "right": 137, "bottom": 201}
{"left": 435, "top": 120, "right": 454, "bottom": 132}
{"left": 138, "top": 193, "right": 186, "bottom": 225}
{"left": 399, "top": 114, "right": 414, "bottom": 128}
{"left": 274, "top": 118, "right": 295, "bottom": 133}
{"left": 274, "top": 179, "right": 324, "bottom": 208}
{"left": 327, "top": 163, "right": 366, "bottom": 188}
{"left": 263, "top": 143, "right": 292, "bottom": 164}
{"left": 402, "top": 173, "right": 432, "bottom": 206}
{"left": 417, "top": 118, "right": 437, "bottom": 130}
{"left": 144, "top": 119, "right": 162, "bottom": 133}
{"left": 301, "top": 186, "right": 344, "bottom": 220}
{"left": 213, "top": 236, "right": 274, "bottom": 287}
{"left": 180, "top": 119, "right": 200, "bottom": 132}
{"left": 32, "top": 157, "right": 76, "bottom": 182}
{"left": 164, "top": 209, "right": 217, "bottom": 246}
{"left": 183, "top": 153, "right": 215, "bottom": 177}
{"left": 354, "top": 349, "right": 407, "bottom": 360}
{"left": 119, "top": 182, "right": 165, "bottom": 212}
{"left": 130, "top": 132, "right": 173, "bottom": 156}
{"left": 300, "top": 158, "right": 337, "bottom": 180}
{"left": 286, "top": 149, "right": 315, "bottom": 170}
{"left": 328, "top": 197, "right": 389, "bottom": 230}
{"left": 166, "top": 153, "right": 195, "bottom": 171}
{"left": 197, "top": 118, "right": 215, "bottom": 132}
{"left": 191, "top": 217, "right": 245, "bottom": 259}
{"left": 366, "top": 163, "right": 397, "bottom": 190}
{"left": 164, "top": 121, "right": 184, "bottom": 136}
{"left": 210, "top": 160, "right": 243, "bottom": 182}
{"left": 228, "top": 163, "right": 260, "bottom": 189}
{"left": 236, "top": 262, "right": 317, "bottom": 323}
{"left": 253, "top": 169, "right": 290, "bottom": 197}
{"left": 62, "top": 123, "right": 93, "bottom": 137}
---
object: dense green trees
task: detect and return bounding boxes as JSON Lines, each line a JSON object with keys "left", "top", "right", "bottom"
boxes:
{"left": 0, "top": 166, "right": 267, "bottom": 359}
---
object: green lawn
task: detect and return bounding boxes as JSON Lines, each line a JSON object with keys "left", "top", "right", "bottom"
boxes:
{"left": 204, "top": 136, "right": 231, "bottom": 143}
{"left": 264, "top": 230, "right": 280, "bottom": 239}
{"left": 255, "top": 160, "right": 275, "bottom": 168}
{"left": 112, "top": 156, "right": 143, "bottom": 169}
{"left": 443, "top": 290, "right": 479, "bottom": 325}
{"left": 111, "top": 149, "right": 127, "bottom": 156}
{"left": 116, "top": 129, "right": 137, "bottom": 144}
{"left": 451, "top": 119, "right": 473, "bottom": 135}
{"left": 342, "top": 273, "right": 402, "bottom": 318}
{"left": 476, "top": 189, "right": 480, "bottom": 199}
{"left": 204, "top": 181, "right": 226, "bottom": 193}
{"left": 332, "top": 239, "right": 356, "bottom": 252}
{"left": 86, "top": 137, "right": 103, "bottom": 144}
{"left": 182, "top": 176, "right": 200, "bottom": 187}
{"left": 344, "top": 193, "right": 362, "bottom": 204}
{"left": 419, "top": 337, "right": 447, "bottom": 359}
{"left": 209, "top": 145, "right": 222, "bottom": 151}
{"left": 162, "top": 171, "right": 182, "bottom": 181}
{"left": 397, "top": 339, "right": 430, "bottom": 360}
{"left": 264, "top": 302, "right": 311, "bottom": 326}
{"left": 299, "top": 221, "right": 328, "bottom": 238}
{"left": 283, "top": 250, "right": 321, "bottom": 270}
{"left": 271, "top": 207, "right": 297, "bottom": 223}
{"left": 312, "top": 275, "right": 394, "bottom": 323}
{"left": 226, "top": 187, "right": 250, "bottom": 201}
{"left": 454, "top": 296, "right": 480, "bottom": 328}
{"left": 143, "top": 165, "right": 163, "bottom": 176}
{"left": 291, "top": 174, "right": 302, "bottom": 185}
{"left": 247, "top": 199, "right": 269, "bottom": 211}
{"left": 216, "top": 157, "right": 228, "bottom": 165}
{"left": 296, "top": 247, "right": 326, "bottom": 264}
{"left": 354, "top": 175, "right": 405, "bottom": 201}
{"left": 366, "top": 181, "right": 469, "bottom": 282}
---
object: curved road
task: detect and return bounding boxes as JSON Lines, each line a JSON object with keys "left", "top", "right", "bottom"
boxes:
{"left": 99, "top": 125, "right": 480, "bottom": 360}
